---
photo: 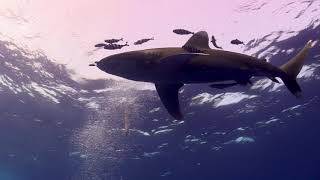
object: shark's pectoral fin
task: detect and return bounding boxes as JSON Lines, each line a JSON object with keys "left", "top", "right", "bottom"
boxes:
{"left": 155, "top": 83, "right": 184, "bottom": 120}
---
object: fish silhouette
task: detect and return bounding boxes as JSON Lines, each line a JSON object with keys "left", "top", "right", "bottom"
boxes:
{"left": 231, "top": 39, "right": 245, "bottom": 45}
{"left": 173, "top": 29, "right": 195, "bottom": 35}
{"left": 134, "top": 38, "right": 154, "bottom": 45}
{"left": 104, "top": 42, "right": 129, "bottom": 50}
{"left": 211, "top": 35, "right": 222, "bottom": 49}
{"left": 94, "top": 43, "right": 107, "bottom": 48}
{"left": 104, "top": 38, "right": 123, "bottom": 44}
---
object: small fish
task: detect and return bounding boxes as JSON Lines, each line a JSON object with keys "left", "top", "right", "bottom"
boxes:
{"left": 173, "top": 29, "right": 194, "bottom": 35}
{"left": 94, "top": 43, "right": 107, "bottom": 48}
{"left": 231, "top": 39, "right": 245, "bottom": 45}
{"left": 134, "top": 38, "right": 154, "bottom": 45}
{"left": 104, "top": 38, "right": 123, "bottom": 44}
{"left": 211, "top": 35, "right": 222, "bottom": 49}
{"left": 104, "top": 42, "right": 129, "bottom": 50}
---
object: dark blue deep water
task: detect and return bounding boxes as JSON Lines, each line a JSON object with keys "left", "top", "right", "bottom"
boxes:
{"left": 1, "top": 2, "right": 320, "bottom": 180}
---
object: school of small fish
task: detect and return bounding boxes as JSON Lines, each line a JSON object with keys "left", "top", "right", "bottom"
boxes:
{"left": 92, "top": 28, "right": 246, "bottom": 52}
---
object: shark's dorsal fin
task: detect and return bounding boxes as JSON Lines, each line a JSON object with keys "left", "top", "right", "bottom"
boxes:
{"left": 183, "top": 31, "right": 210, "bottom": 50}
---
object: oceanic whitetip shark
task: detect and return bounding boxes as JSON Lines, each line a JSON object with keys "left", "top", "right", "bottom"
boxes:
{"left": 94, "top": 31, "right": 314, "bottom": 120}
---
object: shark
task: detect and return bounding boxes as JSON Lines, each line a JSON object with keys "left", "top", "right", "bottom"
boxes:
{"left": 94, "top": 31, "right": 314, "bottom": 120}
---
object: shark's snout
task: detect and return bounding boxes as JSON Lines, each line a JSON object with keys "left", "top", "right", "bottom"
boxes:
{"left": 95, "top": 61, "right": 108, "bottom": 75}
{"left": 96, "top": 55, "right": 128, "bottom": 77}
{"left": 95, "top": 60, "right": 104, "bottom": 71}
{"left": 96, "top": 58, "right": 113, "bottom": 72}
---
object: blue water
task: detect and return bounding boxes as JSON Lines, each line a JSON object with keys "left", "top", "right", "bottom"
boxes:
{"left": 1, "top": 3, "right": 320, "bottom": 180}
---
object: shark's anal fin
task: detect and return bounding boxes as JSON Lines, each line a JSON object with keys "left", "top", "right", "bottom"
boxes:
{"left": 209, "top": 79, "right": 253, "bottom": 89}
{"left": 268, "top": 77, "right": 280, "bottom": 83}
{"left": 209, "top": 82, "right": 238, "bottom": 89}
{"left": 155, "top": 83, "right": 184, "bottom": 120}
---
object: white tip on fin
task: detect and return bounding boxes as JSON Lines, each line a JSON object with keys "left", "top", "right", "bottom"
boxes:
{"left": 306, "top": 40, "right": 313, "bottom": 48}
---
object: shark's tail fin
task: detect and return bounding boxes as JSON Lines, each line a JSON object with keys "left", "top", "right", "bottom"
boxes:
{"left": 279, "top": 40, "right": 314, "bottom": 98}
